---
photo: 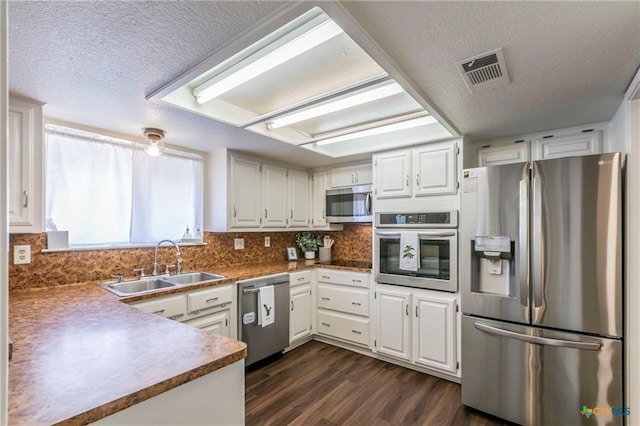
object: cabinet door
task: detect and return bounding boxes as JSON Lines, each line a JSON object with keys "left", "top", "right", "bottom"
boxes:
{"left": 262, "top": 164, "right": 288, "bottom": 228}
{"left": 9, "top": 99, "right": 43, "bottom": 232}
{"left": 311, "top": 171, "right": 327, "bottom": 227}
{"left": 288, "top": 169, "right": 310, "bottom": 227}
{"left": 329, "top": 165, "right": 355, "bottom": 188}
{"left": 354, "top": 163, "right": 372, "bottom": 185}
{"left": 185, "top": 309, "right": 231, "bottom": 337}
{"left": 374, "top": 150, "right": 411, "bottom": 199}
{"left": 412, "top": 291, "right": 456, "bottom": 374}
{"left": 532, "top": 131, "right": 602, "bottom": 160}
{"left": 290, "top": 284, "right": 312, "bottom": 343}
{"left": 230, "top": 156, "right": 262, "bottom": 228}
{"left": 478, "top": 142, "right": 530, "bottom": 167}
{"left": 377, "top": 287, "right": 411, "bottom": 361}
{"left": 413, "top": 141, "right": 457, "bottom": 196}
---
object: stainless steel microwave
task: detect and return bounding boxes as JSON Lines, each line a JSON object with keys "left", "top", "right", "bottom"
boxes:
{"left": 325, "top": 184, "right": 372, "bottom": 223}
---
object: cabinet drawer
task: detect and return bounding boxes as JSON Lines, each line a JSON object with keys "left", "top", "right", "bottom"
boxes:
{"left": 317, "top": 310, "right": 370, "bottom": 346}
{"left": 289, "top": 270, "right": 312, "bottom": 287}
{"left": 317, "top": 284, "right": 369, "bottom": 317}
{"left": 187, "top": 285, "right": 233, "bottom": 315}
{"left": 132, "top": 294, "right": 187, "bottom": 320}
{"left": 316, "top": 269, "right": 369, "bottom": 288}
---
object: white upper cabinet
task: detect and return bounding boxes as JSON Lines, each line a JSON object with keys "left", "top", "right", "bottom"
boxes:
{"left": 229, "top": 155, "right": 263, "bottom": 228}
{"left": 288, "top": 169, "right": 310, "bottom": 227}
{"left": 413, "top": 141, "right": 457, "bottom": 196}
{"left": 329, "top": 162, "right": 372, "bottom": 188}
{"left": 373, "top": 139, "right": 458, "bottom": 200}
{"left": 374, "top": 149, "right": 412, "bottom": 199}
{"left": 532, "top": 130, "right": 602, "bottom": 160}
{"left": 9, "top": 98, "right": 44, "bottom": 233}
{"left": 477, "top": 141, "right": 530, "bottom": 167}
{"left": 208, "top": 150, "right": 340, "bottom": 232}
{"left": 311, "top": 171, "right": 327, "bottom": 227}
{"left": 262, "top": 164, "right": 288, "bottom": 228}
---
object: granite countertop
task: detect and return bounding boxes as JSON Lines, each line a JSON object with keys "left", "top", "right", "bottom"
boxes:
{"left": 8, "top": 259, "right": 371, "bottom": 425}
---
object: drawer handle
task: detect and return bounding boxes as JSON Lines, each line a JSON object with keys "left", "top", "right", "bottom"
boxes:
{"left": 321, "top": 297, "right": 331, "bottom": 301}
{"left": 321, "top": 322, "right": 331, "bottom": 327}
{"left": 151, "top": 309, "right": 165, "bottom": 315}
{"left": 351, "top": 302, "right": 362, "bottom": 306}
{"left": 191, "top": 303, "right": 229, "bottom": 315}
{"left": 206, "top": 297, "right": 219, "bottom": 303}
{"left": 168, "top": 313, "right": 184, "bottom": 320}
{"left": 322, "top": 275, "right": 331, "bottom": 279}
{"left": 297, "top": 277, "right": 305, "bottom": 281}
{"left": 352, "top": 330, "right": 362, "bottom": 335}
{"left": 352, "top": 279, "right": 362, "bottom": 283}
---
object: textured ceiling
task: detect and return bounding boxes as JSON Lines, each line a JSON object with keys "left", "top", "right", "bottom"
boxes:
{"left": 8, "top": 1, "right": 640, "bottom": 167}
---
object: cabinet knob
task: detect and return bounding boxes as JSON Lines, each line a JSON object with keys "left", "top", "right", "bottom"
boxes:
{"left": 406, "top": 175, "right": 409, "bottom": 187}
{"left": 23, "top": 190, "right": 28, "bottom": 208}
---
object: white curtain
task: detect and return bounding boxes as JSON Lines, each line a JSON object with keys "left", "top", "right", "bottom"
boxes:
{"left": 45, "top": 128, "right": 203, "bottom": 246}
{"left": 46, "top": 133, "right": 132, "bottom": 245}
{"left": 130, "top": 151, "right": 203, "bottom": 243}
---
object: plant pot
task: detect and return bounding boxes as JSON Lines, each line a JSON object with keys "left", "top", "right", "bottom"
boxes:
{"left": 304, "top": 251, "right": 316, "bottom": 260}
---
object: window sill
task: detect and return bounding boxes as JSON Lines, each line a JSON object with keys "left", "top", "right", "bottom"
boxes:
{"left": 41, "top": 242, "right": 207, "bottom": 253}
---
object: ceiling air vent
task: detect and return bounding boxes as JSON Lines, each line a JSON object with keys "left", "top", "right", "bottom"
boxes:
{"left": 455, "top": 48, "right": 510, "bottom": 94}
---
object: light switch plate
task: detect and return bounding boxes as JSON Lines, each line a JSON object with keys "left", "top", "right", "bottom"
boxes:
{"left": 234, "top": 238, "right": 245, "bottom": 250}
{"left": 264, "top": 237, "right": 270, "bottom": 247}
{"left": 14, "top": 245, "right": 31, "bottom": 264}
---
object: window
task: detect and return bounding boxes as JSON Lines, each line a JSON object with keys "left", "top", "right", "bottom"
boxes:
{"left": 45, "top": 125, "right": 203, "bottom": 246}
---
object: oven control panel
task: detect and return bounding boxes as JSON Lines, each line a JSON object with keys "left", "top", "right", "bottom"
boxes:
{"left": 375, "top": 211, "right": 458, "bottom": 228}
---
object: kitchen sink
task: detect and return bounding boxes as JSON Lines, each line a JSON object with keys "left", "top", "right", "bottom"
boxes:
{"left": 101, "top": 278, "right": 178, "bottom": 297}
{"left": 164, "top": 272, "right": 226, "bottom": 285}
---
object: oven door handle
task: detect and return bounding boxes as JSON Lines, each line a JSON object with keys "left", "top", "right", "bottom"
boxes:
{"left": 375, "top": 230, "right": 456, "bottom": 238}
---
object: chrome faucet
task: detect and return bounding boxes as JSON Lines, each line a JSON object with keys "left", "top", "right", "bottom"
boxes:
{"left": 152, "top": 240, "right": 182, "bottom": 276}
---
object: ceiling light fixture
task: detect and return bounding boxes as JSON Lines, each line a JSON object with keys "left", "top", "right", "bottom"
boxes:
{"left": 315, "top": 115, "right": 438, "bottom": 146}
{"left": 266, "top": 82, "right": 404, "bottom": 129}
{"left": 193, "top": 19, "right": 344, "bottom": 104}
{"left": 143, "top": 128, "right": 166, "bottom": 157}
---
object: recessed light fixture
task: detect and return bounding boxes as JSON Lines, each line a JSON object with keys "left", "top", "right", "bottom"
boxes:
{"left": 193, "top": 17, "right": 343, "bottom": 104}
{"left": 315, "top": 115, "right": 437, "bottom": 146}
{"left": 267, "top": 82, "right": 404, "bottom": 129}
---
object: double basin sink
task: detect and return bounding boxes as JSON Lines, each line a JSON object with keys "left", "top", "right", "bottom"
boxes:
{"left": 101, "top": 272, "right": 226, "bottom": 297}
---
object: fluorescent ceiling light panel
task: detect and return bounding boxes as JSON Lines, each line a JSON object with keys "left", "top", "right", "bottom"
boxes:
{"left": 267, "top": 82, "right": 404, "bottom": 129}
{"left": 193, "top": 19, "right": 344, "bottom": 104}
{"left": 315, "top": 115, "right": 438, "bottom": 146}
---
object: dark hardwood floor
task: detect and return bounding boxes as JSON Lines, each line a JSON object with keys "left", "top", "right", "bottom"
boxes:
{"left": 245, "top": 341, "right": 505, "bottom": 425}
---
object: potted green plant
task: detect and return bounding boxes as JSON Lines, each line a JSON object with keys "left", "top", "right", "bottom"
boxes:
{"left": 296, "top": 231, "right": 321, "bottom": 260}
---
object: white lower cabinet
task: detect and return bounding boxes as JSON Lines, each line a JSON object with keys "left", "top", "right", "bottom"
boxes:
{"left": 289, "top": 270, "right": 313, "bottom": 345}
{"left": 130, "top": 284, "right": 236, "bottom": 338}
{"left": 315, "top": 269, "right": 371, "bottom": 348}
{"left": 375, "top": 283, "right": 458, "bottom": 375}
{"left": 184, "top": 309, "right": 231, "bottom": 337}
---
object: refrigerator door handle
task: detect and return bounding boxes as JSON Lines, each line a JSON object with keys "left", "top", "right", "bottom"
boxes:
{"left": 519, "top": 176, "right": 529, "bottom": 309}
{"left": 473, "top": 322, "right": 602, "bottom": 351}
{"left": 532, "top": 168, "right": 544, "bottom": 309}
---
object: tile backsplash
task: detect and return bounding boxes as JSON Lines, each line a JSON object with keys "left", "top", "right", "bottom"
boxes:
{"left": 8, "top": 225, "right": 372, "bottom": 291}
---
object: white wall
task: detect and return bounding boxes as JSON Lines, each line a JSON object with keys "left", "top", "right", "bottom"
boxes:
{"left": 1, "top": 1, "right": 9, "bottom": 423}
{"left": 623, "top": 68, "right": 640, "bottom": 426}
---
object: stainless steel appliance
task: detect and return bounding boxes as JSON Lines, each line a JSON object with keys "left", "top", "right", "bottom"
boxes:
{"left": 238, "top": 273, "right": 290, "bottom": 366}
{"left": 375, "top": 211, "right": 457, "bottom": 292}
{"left": 326, "top": 184, "right": 372, "bottom": 223}
{"left": 461, "top": 153, "right": 623, "bottom": 425}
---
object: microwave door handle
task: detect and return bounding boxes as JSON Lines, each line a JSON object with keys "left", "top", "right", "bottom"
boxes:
{"left": 417, "top": 231, "right": 456, "bottom": 238}
{"left": 365, "top": 192, "right": 372, "bottom": 215}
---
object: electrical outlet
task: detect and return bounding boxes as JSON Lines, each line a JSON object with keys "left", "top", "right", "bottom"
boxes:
{"left": 14, "top": 245, "right": 31, "bottom": 264}
{"left": 234, "top": 238, "right": 245, "bottom": 250}
{"left": 264, "top": 237, "right": 271, "bottom": 247}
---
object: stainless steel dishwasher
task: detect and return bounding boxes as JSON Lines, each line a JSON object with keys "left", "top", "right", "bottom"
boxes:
{"left": 237, "top": 273, "right": 290, "bottom": 366}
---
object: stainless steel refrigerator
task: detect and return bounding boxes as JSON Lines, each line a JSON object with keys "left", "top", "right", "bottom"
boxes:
{"left": 461, "top": 153, "right": 624, "bottom": 425}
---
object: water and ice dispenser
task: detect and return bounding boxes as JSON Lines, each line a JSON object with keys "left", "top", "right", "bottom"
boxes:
{"left": 468, "top": 235, "right": 515, "bottom": 296}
